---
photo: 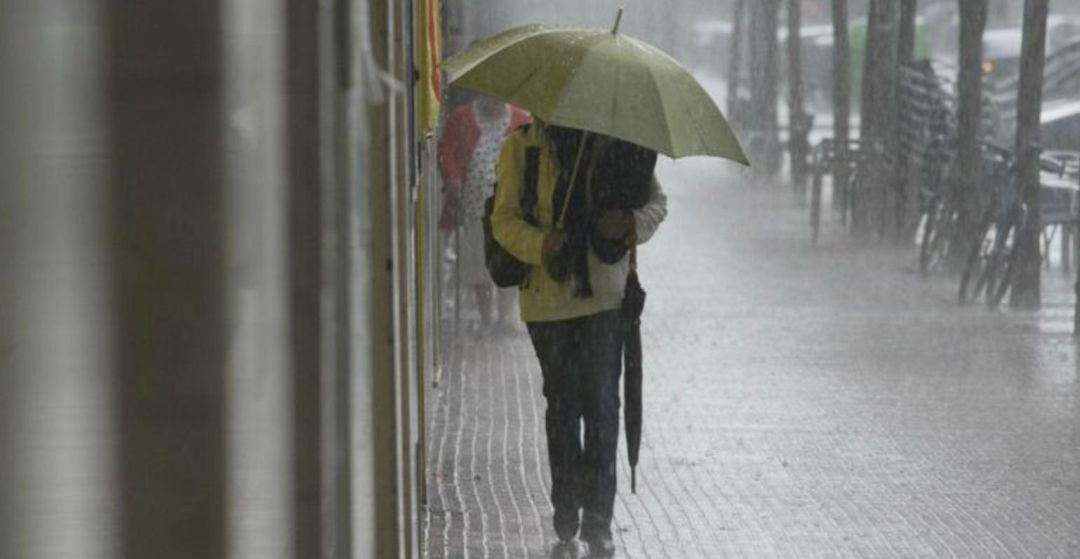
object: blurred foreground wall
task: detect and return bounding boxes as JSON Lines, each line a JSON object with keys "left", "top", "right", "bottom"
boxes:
{"left": 1, "top": 2, "right": 114, "bottom": 557}
{"left": 0, "top": 0, "right": 420, "bottom": 557}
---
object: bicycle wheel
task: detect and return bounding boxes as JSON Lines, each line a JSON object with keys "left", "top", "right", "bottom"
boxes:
{"left": 958, "top": 216, "right": 993, "bottom": 304}
{"left": 985, "top": 218, "right": 1019, "bottom": 310}
{"left": 919, "top": 199, "right": 951, "bottom": 275}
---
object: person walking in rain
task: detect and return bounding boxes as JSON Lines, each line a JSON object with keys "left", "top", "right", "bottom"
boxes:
{"left": 491, "top": 120, "right": 666, "bottom": 558}
{"left": 438, "top": 93, "right": 531, "bottom": 336}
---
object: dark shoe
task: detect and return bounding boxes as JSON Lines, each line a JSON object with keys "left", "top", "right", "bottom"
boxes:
{"left": 552, "top": 506, "right": 581, "bottom": 544}
{"left": 549, "top": 538, "right": 588, "bottom": 559}
{"left": 583, "top": 534, "right": 615, "bottom": 558}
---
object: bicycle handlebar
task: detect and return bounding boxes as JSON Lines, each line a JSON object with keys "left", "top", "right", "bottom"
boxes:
{"left": 977, "top": 142, "right": 1013, "bottom": 162}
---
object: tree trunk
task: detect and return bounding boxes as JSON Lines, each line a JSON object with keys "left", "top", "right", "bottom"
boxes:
{"left": 859, "top": 0, "right": 880, "bottom": 142}
{"left": 856, "top": 0, "right": 900, "bottom": 239}
{"left": 896, "top": 0, "right": 919, "bottom": 241}
{"left": 898, "top": 0, "right": 917, "bottom": 65}
{"left": 1010, "top": 0, "right": 1050, "bottom": 309}
{"left": 954, "top": 0, "right": 989, "bottom": 268}
{"left": 832, "top": 0, "right": 852, "bottom": 215}
{"left": 749, "top": 0, "right": 782, "bottom": 175}
{"left": 727, "top": 0, "right": 746, "bottom": 119}
{"left": 787, "top": 0, "right": 810, "bottom": 202}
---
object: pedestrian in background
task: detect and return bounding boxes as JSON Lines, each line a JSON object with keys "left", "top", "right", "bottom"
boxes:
{"left": 491, "top": 121, "right": 667, "bottom": 558}
{"left": 438, "top": 93, "right": 531, "bottom": 336}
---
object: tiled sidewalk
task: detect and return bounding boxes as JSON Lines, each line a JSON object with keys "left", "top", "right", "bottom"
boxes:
{"left": 424, "top": 334, "right": 554, "bottom": 558}
{"left": 423, "top": 159, "right": 1080, "bottom": 558}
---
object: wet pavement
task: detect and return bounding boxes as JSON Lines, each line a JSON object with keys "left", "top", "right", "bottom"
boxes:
{"left": 423, "top": 157, "right": 1080, "bottom": 558}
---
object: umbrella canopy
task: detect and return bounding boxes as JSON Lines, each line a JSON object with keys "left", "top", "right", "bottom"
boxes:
{"left": 442, "top": 18, "right": 749, "bottom": 163}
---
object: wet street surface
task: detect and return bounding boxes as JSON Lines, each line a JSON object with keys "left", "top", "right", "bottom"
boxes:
{"left": 424, "top": 157, "right": 1080, "bottom": 558}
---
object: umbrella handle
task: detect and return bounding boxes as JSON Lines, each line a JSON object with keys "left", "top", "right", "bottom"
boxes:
{"left": 556, "top": 130, "right": 592, "bottom": 231}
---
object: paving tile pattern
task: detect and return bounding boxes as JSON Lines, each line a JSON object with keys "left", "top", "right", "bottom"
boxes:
{"left": 424, "top": 159, "right": 1080, "bottom": 558}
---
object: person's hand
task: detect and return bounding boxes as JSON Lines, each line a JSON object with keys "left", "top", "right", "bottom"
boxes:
{"left": 542, "top": 230, "right": 566, "bottom": 256}
{"left": 595, "top": 209, "right": 634, "bottom": 241}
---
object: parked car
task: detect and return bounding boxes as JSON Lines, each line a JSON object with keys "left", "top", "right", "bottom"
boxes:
{"left": 979, "top": 17, "right": 1080, "bottom": 85}
{"left": 991, "top": 37, "right": 1080, "bottom": 152}
{"left": 980, "top": 28, "right": 1023, "bottom": 85}
{"left": 1040, "top": 100, "right": 1080, "bottom": 152}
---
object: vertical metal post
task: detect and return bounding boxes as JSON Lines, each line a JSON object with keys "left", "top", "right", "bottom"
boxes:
{"left": 366, "top": 0, "right": 406, "bottom": 555}
{"left": 394, "top": 0, "right": 421, "bottom": 552}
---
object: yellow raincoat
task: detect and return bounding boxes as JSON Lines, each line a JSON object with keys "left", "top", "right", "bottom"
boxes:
{"left": 491, "top": 124, "right": 667, "bottom": 323}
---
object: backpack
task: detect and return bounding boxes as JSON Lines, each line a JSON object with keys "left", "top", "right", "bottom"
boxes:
{"left": 482, "top": 142, "right": 540, "bottom": 288}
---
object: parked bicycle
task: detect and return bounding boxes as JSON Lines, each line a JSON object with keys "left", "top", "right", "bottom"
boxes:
{"left": 958, "top": 144, "right": 1080, "bottom": 308}
{"left": 916, "top": 160, "right": 960, "bottom": 276}
{"left": 957, "top": 144, "right": 1022, "bottom": 308}
{"left": 809, "top": 138, "right": 884, "bottom": 243}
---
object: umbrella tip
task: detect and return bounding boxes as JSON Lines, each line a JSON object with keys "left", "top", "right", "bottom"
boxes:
{"left": 612, "top": 7, "right": 624, "bottom": 35}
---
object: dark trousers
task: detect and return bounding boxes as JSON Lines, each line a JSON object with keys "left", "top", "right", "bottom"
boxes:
{"left": 527, "top": 310, "right": 624, "bottom": 542}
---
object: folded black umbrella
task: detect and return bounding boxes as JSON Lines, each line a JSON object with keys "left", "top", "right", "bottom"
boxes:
{"left": 622, "top": 267, "right": 645, "bottom": 494}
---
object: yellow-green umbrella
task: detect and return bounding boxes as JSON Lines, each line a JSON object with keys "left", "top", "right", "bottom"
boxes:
{"left": 442, "top": 13, "right": 749, "bottom": 163}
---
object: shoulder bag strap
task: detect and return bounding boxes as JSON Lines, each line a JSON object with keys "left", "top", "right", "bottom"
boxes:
{"left": 521, "top": 146, "right": 540, "bottom": 225}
